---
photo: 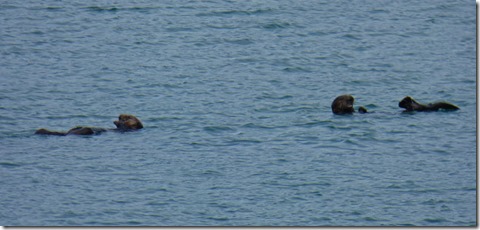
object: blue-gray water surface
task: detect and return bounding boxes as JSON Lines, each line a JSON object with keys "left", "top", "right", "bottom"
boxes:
{"left": 0, "top": 0, "right": 476, "bottom": 226}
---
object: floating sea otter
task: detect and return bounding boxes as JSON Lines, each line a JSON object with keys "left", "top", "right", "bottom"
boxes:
{"left": 35, "top": 114, "right": 143, "bottom": 136}
{"left": 398, "top": 96, "right": 459, "bottom": 112}
{"left": 331, "top": 94, "right": 368, "bottom": 115}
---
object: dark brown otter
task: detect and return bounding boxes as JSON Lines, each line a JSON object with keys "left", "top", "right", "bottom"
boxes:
{"left": 398, "top": 96, "right": 459, "bottom": 112}
{"left": 331, "top": 94, "right": 368, "bottom": 115}
{"left": 35, "top": 114, "right": 143, "bottom": 136}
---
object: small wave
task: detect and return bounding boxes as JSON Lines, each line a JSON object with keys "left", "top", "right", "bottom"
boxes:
{"left": 201, "top": 169, "right": 223, "bottom": 176}
{"left": 363, "top": 217, "right": 381, "bottom": 222}
{"left": 340, "top": 34, "right": 362, "bottom": 40}
{"left": 460, "top": 186, "right": 476, "bottom": 191}
{"left": 146, "top": 201, "right": 168, "bottom": 206}
{"left": 253, "top": 104, "right": 315, "bottom": 114}
{"left": 0, "top": 5, "right": 18, "bottom": 10}
{"left": 84, "top": 6, "right": 160, "bottom": 13}
{"left": 205, "top": 24, "right": 238, "bottom": 30}
{"left": 423, "top": 218, "right": 447, "bottom": 224}
{"left": 261, "top": 21, "right": 295, "bottom": 30}
{"left": 368, "top": 9, "right": 390, "bottom": 14}
{"left": 143, "top": 82, "right": 184, "bottom": 89}
{"left": 223, "top": 38, "right": 254, "bottom": 45}
{"left": 86, "top": 220, "right": 143, "bottom": 226}
{"left": 26, "top": 6, "right": 65, "bottom": 11}
{"left": 58, "top": 211, "right": 82, "bottom": 219}
{"left": 241, "top": 122, "right": 288, "bottom": 130}
{"left": 147, "top": 116, "right": 182, "bottom": 122}
{"left": 165, "top": 27, "right": 197, "bottom": 32}
{"left": 290, "top": 181, "right": 332, "bottom": 187}
{"left": 421, "top": 199, "right": 446, "bottom": 205}
{"left": 341, "top": 139, "right": 366, "bottom": 147}
{"left": 255, "top": 93, "right": 293, "bottom": 100}
{"left": 227, "top": 138, "right": 262, "bottom": 145}
{"left": 0, "top": 162, "right": 22, "bottom": 168}
{"left": 43, "top": 114, "right": 94, "bottom": 120}
{"left": 84, "top": 6, "right": 120, "bottom": 12}
{"left": 203, "top": 126, "right": 236, "bottom": 133}
{"left": 0, "top": 115, "right": 17, "bottom": 121}
{"left": 45, "top": 6, "right": 63, "bottom": 11}
{"left": 294, "top": 120, "right": 330, "bottom": 128}
{"left": 241, "top": 123, "right": 270, "bottom": 129}
{"left": 196, "top": 8, "right": 273, "bottom": 17}
{"left": 134, "top": 187, "right": 168, "bottom": 194}
{"left": 327, "top": 125, "right": 352, "bottom": 130}
{"left": 282, "top": 66, "right": 312, "bottom": 73}
{"left": 308, "top": 31, "right": 329, "bottom": 36}
{"left": 206, "top": 216, "right": 229, "bottom": 222}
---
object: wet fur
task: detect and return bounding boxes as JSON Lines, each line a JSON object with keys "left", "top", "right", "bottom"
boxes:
{"left": 399, "top": 96, "right": 459, "bottom": 112}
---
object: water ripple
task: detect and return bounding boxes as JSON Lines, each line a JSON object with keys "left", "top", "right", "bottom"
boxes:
{"left": 0, "top": 0, "right": 475, "bottom": 226}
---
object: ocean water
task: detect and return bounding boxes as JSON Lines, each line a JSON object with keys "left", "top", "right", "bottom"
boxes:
{"left": 0, "top": 0, "right": 476, "bottom": 226}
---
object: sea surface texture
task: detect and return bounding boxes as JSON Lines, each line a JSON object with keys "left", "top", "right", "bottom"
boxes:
{"left": 0, "top": 0, "right": 476, "bottom": 226}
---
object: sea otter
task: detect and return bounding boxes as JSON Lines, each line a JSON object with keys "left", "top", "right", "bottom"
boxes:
{"left": 331, "top": 94, "right": 368, "bottom": 115}
{"left": 35, "top": 114, "right": 143, "bottom": 136}
{"left": 398, "top": 96, "right": 459, "bottom": 112}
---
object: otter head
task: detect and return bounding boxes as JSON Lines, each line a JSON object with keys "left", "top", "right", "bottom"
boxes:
{"left": 114, "top": 114, "right": 143, "bottom": 131}
{"left": 399, "top": 96, "right": 415, "bottom": 111}
{"left": 331, "top": 95, "right": 355, "bottom": 115}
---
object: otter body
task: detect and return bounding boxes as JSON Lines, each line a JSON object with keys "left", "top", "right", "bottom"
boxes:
{"left": 399, "top": 96, "right": 459, "bottom": 112}
{"left": 331, "top": 94, "right": 368, "bottom": 115}
{"left": 35, "top": 126, "right": 107, "bottom": 136}
{"left": 35, "top": 114, "right": 143, "bottom": 136}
